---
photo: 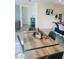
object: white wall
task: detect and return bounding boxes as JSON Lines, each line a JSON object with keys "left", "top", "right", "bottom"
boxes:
{"left": 27, "top": 3, "right": 38, "bottom": 28}
{"left": 37, "top": 3, "right": 64, "bottom": 29}
{"left": 19, "top": 3, "right": 64, "bottom": 29}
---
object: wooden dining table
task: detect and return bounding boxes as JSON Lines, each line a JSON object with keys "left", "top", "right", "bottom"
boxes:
{"left": 23, "top": 31, "right": 64, "bottom": 59}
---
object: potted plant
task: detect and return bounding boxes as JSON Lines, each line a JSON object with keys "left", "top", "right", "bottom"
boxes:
{"left": 33, "top": 28, "right": 41, "bottom": 39}
{"left": 35, "top": 32, "right": 41, "bottom": 39}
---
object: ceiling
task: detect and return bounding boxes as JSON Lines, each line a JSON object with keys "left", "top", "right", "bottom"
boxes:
{"left": 15, "top": 0, "right": 64, "bottom": 5}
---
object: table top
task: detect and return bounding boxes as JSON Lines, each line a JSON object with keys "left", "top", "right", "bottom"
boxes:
{"left": 24, "top": 45, "right": 63, "bottom": 59}
{"left": 23, "top": 31, "right": 64, "bottom": 59}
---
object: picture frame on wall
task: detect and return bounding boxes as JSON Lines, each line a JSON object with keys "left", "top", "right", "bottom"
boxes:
{"left": 59, "top": 14, "right": 62, "bottom": 20}
{"left": 55, "top": 14, "right": 58, "bottom": 19}
{"left": 46, "top": 9, "right": 50, "bottom": 15}
{"left": 50, "top": 9, "right": 53, "bottom": 15}
{"left": 46, "top": 9, "right": 53, "bottom": 15}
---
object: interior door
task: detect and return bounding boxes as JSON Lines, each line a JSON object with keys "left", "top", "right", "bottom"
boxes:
{"left": 22, "top": 7, "right": 28, "bottom": 29}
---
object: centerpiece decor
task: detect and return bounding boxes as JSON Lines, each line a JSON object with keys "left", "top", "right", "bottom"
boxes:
{"left": 33, "top": 28, "right": 42, "bottom": 39}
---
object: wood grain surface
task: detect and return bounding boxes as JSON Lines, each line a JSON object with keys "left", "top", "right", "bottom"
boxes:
{"left": 23, "top": 31, "right": 64, "bottom": 59}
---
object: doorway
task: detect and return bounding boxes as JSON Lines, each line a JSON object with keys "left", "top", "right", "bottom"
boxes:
{"left": 21, "top": 6, "right": 29, "bottom": 31}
